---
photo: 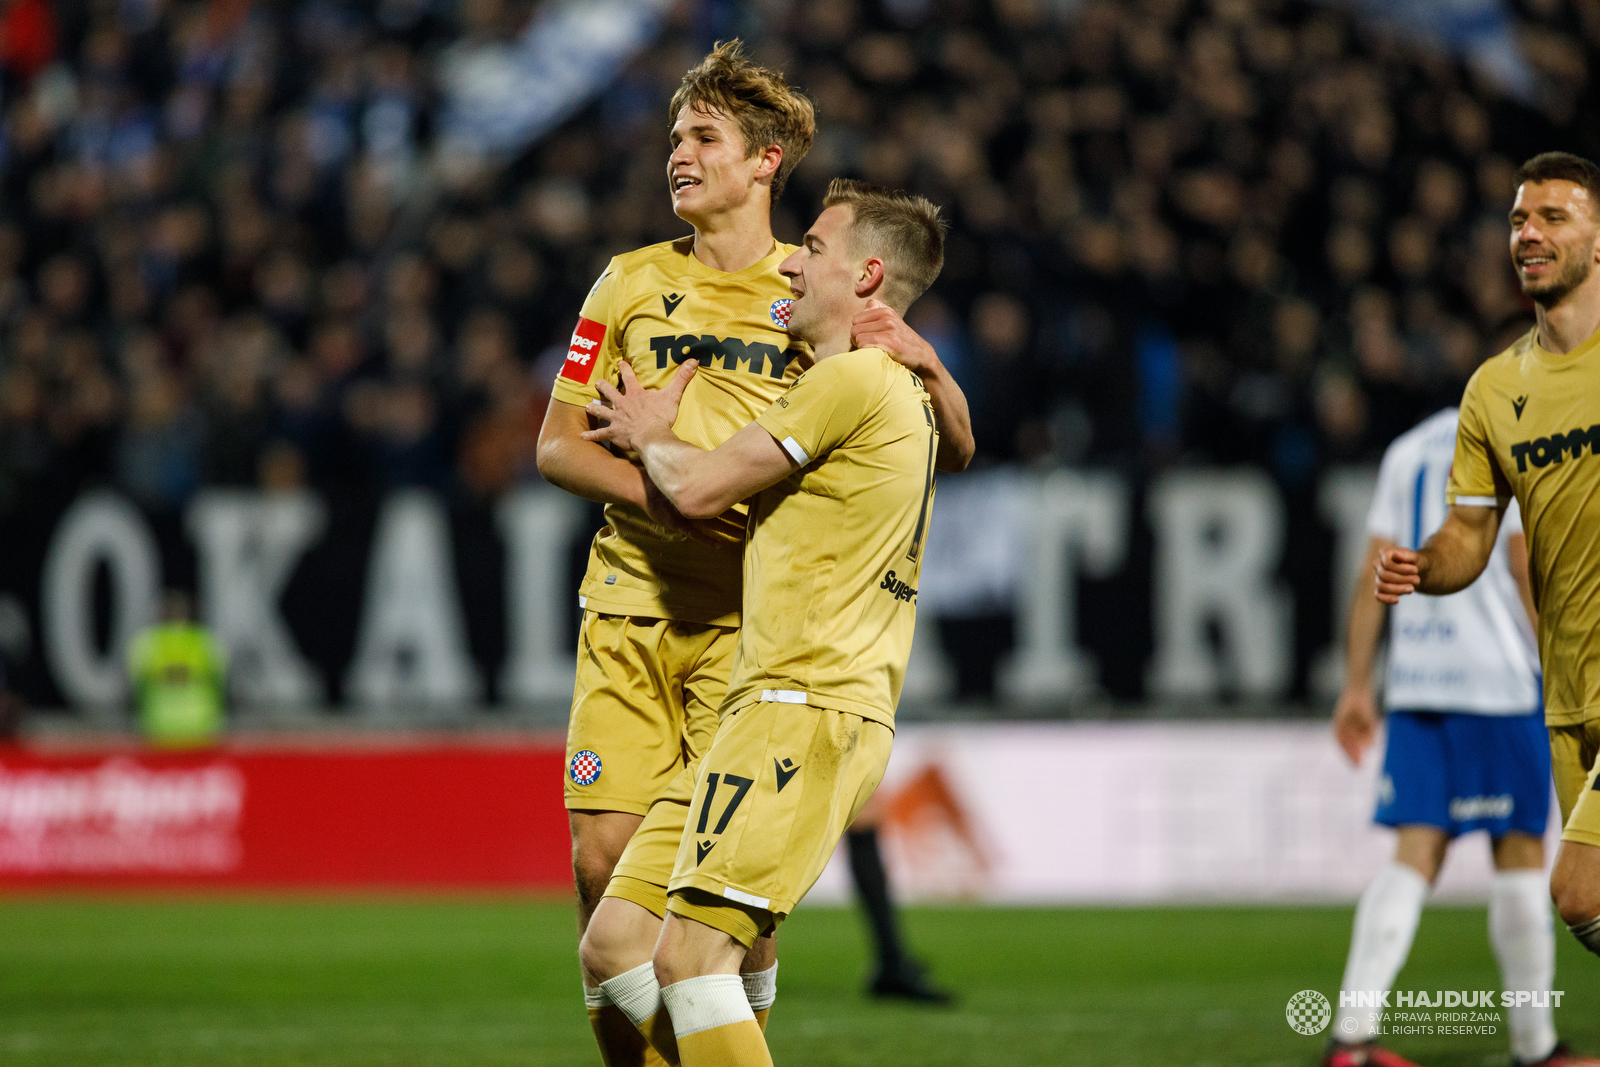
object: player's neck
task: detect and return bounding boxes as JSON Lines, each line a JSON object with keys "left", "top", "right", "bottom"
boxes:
{"left": 689, "top": 202, "right": 775, "bottom": 274}
{"left": 1536, "top": 276, "right": 1600, "bottom": 355}
{"left": 807, "top": 330, "right": 852, "bottom": 362}
{"left": 806, "top": 299, "right": 874, "bottom": 362}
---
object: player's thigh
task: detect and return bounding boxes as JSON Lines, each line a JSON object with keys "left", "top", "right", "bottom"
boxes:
{"left": 570, "top": 810, "right": 644, "bottom": 875}
{"left": 665, "top": 702, "right": 894, "bottom": 945}
{"left": 605, "top": 759, "right": 701, "bottom": 919}
{"left": 1394, "top": 825, "right": 1450, "bottom": 882}
{"left": 1491, "top": 830, "right": 1545, "bottom": 871}
{"left": 1556, "top": 721, "right": 1600, "bottom": 850}
{"left": 1549, "top": 722, "right": 1600, "bottom": 832}
{"left": 654, "top": 911, "right": 749, "bottom": 985}
{"left": 565, "top": 613, "right": 722, "bottom": 816}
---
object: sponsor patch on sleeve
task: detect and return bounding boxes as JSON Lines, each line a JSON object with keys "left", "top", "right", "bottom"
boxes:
{"left": 560, "top": 318, "right": 607, "bottom": 384}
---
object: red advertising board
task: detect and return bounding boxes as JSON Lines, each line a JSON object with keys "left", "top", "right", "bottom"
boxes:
{"left": 0, "top": 739, "right": 573, "bottom": 890}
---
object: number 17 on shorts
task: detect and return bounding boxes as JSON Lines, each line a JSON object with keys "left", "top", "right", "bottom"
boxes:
{"left": 666, "top": 700, "right": 893, "bottom": 920}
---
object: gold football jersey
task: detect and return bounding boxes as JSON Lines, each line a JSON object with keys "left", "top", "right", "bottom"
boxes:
{"left": 722, "top": 347, "right": 939, "bottom": 729}
{"left": 1447, "top": 325, "right": 1600, "bottom": 725}
{"left": 550, "top": 237, "right": 808, "bottom": 625}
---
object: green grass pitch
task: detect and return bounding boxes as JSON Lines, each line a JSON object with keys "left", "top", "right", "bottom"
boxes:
{"left": 2, "top": 896, "right": 1597, "bottom": 1066}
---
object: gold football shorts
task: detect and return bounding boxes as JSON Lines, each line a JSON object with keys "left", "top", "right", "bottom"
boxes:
{"left": 605, "top": 756, "right": 698, "bottom": 917}
{"left": 606, "top": 698, "right": 892, "bottom": 947}
{"left": 562, "top": 612, "right": 736, "bottom": 816}
{"left": 1551, "top": 721, "right": 1600, "bottom": 849}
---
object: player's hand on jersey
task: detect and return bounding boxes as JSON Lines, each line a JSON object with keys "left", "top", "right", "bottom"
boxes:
{"left": 582, "top": 359, "right": 697, "bottom": 452}
{"left": 1332, "top": 686, "right": 1380, "bottom": 765}
{"left": 1374, "top": 546, "right": 1421, "bottom": 604}
{"left": 852, "top": 299, "right": 936, "bottom": 372}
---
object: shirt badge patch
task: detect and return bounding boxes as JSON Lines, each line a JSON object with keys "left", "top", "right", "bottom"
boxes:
{"left": 560, "top": 318, "right": 606, "bottom": 384}
{"left": 769, "top": 298, "right": 794, "bottom": 329}
{"left": 569, "top": 749, "right": 602, "bottom": 786}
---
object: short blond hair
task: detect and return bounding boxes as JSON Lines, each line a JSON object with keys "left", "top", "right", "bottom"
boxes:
{"left": 669, "top": 40, "right": 816, "bottom": 203}
{"left": 822, "top": 178, "right": 947, "bottom": 312}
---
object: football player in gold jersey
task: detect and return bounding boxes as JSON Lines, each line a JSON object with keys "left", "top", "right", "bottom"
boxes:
{"left": 577, "top": 179, "right": 947, "bottom": 1067}
{"left": 1378, "top": 152, "right": 1600, "bottom": 975}
{"left": 535, "top": 43, "right": 974, "bottom": 1064}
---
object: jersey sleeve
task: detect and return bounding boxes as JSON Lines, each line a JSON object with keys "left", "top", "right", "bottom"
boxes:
{"left": 1364, "top": 444, "right": 1407, "bottom": 542}
{"left": 753, "top": 353, "right": 875, "bottom": 466}
{"left": 549, "top": 259, "right": 624, "bottom": 407}
{"left": 1446, "top": 372, "right": 1511, "bottom": 507}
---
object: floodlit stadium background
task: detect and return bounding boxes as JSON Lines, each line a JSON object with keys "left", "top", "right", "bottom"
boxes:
{"left": 2, "top": 0, "right": 1600, "bottom": 1063}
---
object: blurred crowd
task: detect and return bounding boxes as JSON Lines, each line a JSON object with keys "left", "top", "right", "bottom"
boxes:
{"left": 0, "top": 0, "right": 1595, "bottom": 524}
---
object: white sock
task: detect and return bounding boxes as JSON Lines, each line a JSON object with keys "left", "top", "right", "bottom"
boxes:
{"left": 1490, "top": 870, "right": 1558, "bottom": 1063}
{"left": 584, "top": 982, "right": 609, "bottom": 1009}
{"left": 660, "top": 974, "right": 753, "bottom": 1038}
{"left": 600, "top": 962, "right": 661, "bottom": 1028}
{"left": 1335, "top": 862, "right": 1429, "bottom": 1040}
{"left": 741, "top": 962, "right": 778, "bottom": 1011}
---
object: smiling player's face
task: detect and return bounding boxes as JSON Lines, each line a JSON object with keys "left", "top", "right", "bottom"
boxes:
{"left": 777, "top": 205, "right": 858, "bottom": 344}
{"left": 667, "top": 106, "right": 765, "bottom": 226}
{"left": 1509, "top": 179, "right": 1600, "bottom": 306}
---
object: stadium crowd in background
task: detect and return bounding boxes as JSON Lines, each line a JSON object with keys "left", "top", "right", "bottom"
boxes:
{"left": 0, "top": 0, "right": 1595, "bottom": 528}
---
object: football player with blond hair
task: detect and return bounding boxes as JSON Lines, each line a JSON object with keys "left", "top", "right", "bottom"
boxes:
{"left": 578, "top": 178, "right": 950, "bottom": 1067}
{"left": 536, "top": 43, "right": 973, "bottom": 1066}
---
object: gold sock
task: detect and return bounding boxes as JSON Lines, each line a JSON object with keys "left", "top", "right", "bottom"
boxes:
{"left": 675, "top": 1020, "right": 773, "bottom": 1067}
{"left": 587, "top": 1002, "right": 649, "bottom": 1067}
{"left": 752, "top": 1007, "right": 769, "bottom": 1033}
{"left": 638, "top": 1011, "right": 681, "bottom": 1066}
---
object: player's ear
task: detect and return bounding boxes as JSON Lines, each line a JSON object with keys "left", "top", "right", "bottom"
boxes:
{"left": 856, "top": 257, "right": 885, "bottom": 298}
{"left": 754, "top": 143, "right": 782, "bottom": 183}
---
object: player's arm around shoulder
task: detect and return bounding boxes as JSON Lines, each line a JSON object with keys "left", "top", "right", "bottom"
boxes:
{"left": 660, "top": 355, "right": 881, "bottom": 520}
{"left": 670, "top": 423, "right": 798, "bottom": 520}
{"left": 583, "top": 361, "right": 799, "bottom": 521}
{"left": 851, "top": 299, "right": 974, "bottom": 472}
{"left": 659, "top": 352, "right": 887, "bottom": 519}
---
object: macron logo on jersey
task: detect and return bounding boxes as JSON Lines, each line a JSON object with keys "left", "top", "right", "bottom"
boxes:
{"left": 561, "top": 318, "right": 606, "bottom": 384}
